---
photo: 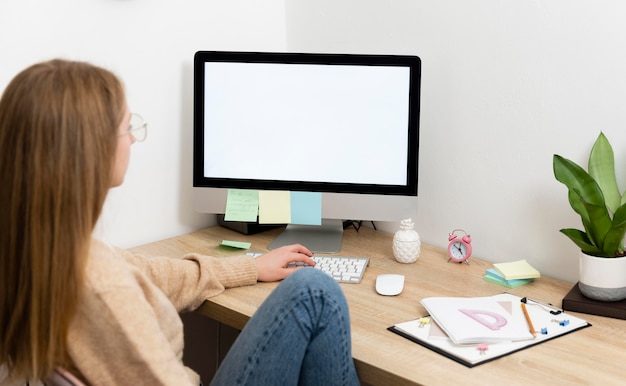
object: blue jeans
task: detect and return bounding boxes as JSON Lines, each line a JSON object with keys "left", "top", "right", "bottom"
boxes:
{"left": 210, "top": 268, "right": 359, "bottom": 386}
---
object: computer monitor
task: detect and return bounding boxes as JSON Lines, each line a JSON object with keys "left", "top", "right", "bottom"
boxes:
{"left": 193, "top": 50, "right": 421, "bottom": 252}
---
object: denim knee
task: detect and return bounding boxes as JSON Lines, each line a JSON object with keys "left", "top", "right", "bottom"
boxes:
{"left": 285, "top": 267, "right": 344, "bottom": 297}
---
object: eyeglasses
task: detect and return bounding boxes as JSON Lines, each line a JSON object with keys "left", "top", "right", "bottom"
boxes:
{"left": 124, "top": 113, "right": 148, "bottom": 142}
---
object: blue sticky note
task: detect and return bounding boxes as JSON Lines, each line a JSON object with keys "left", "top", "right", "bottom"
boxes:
{"left": 290, "top": 192, "right": 322, "bottom": 225}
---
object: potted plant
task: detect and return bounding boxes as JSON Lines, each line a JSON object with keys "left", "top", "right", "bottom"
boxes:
{"left": 553, "top": 132, "right": 626, "bottom": 301}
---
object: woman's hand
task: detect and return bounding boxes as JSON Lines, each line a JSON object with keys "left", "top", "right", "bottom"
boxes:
{"left": 254, "top": 244, "right": 315, "bottom": 282}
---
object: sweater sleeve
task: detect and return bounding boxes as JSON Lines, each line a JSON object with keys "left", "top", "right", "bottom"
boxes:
{"left": 116, "top": 247, "right": 258, "bottom": 312}
{"left": 70, "top": 242, "right": 207, "bottom": 385}
{"left": 69, "top": 282, "right": 199, "bottom": 386}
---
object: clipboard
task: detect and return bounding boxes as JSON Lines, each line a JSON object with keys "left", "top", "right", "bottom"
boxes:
{"left": 388, "top": 293, "right": 591, "bottom": 367}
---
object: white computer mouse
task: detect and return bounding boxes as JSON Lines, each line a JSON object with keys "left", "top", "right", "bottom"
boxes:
{"left": 375, "top": 274, "right": 405, "bottom": 296}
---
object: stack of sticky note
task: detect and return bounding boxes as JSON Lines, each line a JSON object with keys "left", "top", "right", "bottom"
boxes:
{"left": 483, "top": 259, "right": 540, "bottom": 288}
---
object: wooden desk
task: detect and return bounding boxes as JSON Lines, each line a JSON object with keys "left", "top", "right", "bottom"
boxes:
{"left": 131, "top": 226, "right": 626, "bottom": 385}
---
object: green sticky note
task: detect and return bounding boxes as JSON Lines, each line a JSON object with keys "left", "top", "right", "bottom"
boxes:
{"left": 221, "top": 240, "right": 252, "bottom": 249}
{"left": 224, "top": 189, "right": 259, "bottom": 222}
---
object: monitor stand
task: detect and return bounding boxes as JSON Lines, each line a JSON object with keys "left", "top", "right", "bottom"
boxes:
{"left": 267, "top": 219, "right": 343, "bottom": 253}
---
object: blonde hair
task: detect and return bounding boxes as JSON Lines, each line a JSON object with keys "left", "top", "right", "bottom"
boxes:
{"left": 0, "top": 59, "right": 126, "bottom": 382}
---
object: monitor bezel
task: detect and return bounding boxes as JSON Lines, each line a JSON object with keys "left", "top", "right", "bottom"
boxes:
{"left": 193, "top": 50, "right": 420, "bottom": 196}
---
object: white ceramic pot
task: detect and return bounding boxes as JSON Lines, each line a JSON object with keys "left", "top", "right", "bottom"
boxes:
{"left": 393, "top": 218, "right": 421, "bottom": 264}
{"left": 578, "top": 251, "right": 626, "bottom": 301}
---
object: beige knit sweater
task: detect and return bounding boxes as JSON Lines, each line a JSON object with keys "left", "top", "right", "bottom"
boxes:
{"left": 67, "top": 239, "right": 258, "bottom": 385}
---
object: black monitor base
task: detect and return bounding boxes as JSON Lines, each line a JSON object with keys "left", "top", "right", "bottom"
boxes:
{"left": 268, "top": 219, "right": 343, "bottom": 253}
{"left": 217, "top": 214, "right": 284, "bottom": 235}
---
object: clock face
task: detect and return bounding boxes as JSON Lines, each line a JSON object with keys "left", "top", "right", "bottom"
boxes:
{"left": 449, "top": 241, "right": 468, "bottom": 260}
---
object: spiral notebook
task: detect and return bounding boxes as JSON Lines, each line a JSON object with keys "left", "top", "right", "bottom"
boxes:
{"left": 388, "top": 293, "right": 590, "bottom": 367}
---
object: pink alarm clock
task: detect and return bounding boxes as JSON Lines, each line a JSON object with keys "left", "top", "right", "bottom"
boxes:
{"left": 447, "top": 229, "right": 472, "bottom": 264}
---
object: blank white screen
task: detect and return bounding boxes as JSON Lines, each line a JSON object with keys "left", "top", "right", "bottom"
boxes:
{"left": 203, "top": 62, "right": 410, "bottom": 186}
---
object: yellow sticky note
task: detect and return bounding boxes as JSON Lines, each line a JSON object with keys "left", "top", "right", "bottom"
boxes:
{"left": 492, "top": 259, "right": 541, "bottom": 280}
{"left": 258, "top": 190, "right": 291, "bottom": 224}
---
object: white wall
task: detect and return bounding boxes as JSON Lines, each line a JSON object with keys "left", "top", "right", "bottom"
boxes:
{"left": 3, "top": 1, "right": 626, "bottom": 283}
{"left": 285, "top": 0, "right": 626, "bottom": 282}
{"left": 0, "top": 0, "right": 287, "bottom": 247}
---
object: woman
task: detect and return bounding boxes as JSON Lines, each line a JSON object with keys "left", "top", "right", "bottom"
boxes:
{"left": 0, "top": 59, "right": 358, "bottom": 385}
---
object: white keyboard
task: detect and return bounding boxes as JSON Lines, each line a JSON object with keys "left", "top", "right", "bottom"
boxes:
{"left": 287, "top": 255, "right": 369, "bottom": 283}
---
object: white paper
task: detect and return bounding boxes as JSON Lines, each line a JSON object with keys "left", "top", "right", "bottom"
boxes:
{"left": 420, "top": 295, "right": 534, "bottom": 344}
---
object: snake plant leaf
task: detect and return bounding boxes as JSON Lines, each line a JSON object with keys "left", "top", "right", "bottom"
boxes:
{"left": 574, "top": 191, "right": 612, "bottom": 250}
{"left": 554, "top": 154, "right": 605, "bottom": 207}
{"left": 602, "top": 203, "right": 626, "bottom": 256}
{"left": 559, "top": 228, "right": 603, "bottom": 255}
{"left": 567, "top": 189, "right": 590, "bottom": 227}
{"left": 589, "top": 132, "right": 621, "bottom": 214}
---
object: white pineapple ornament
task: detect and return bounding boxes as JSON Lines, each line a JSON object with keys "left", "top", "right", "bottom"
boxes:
{"left": 393, "top": 218, "right": 421, "bottom": 263}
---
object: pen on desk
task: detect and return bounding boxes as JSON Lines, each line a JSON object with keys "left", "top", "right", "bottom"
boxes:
{"left": 521, "top": 302, "right": 536, "bottom": 337}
